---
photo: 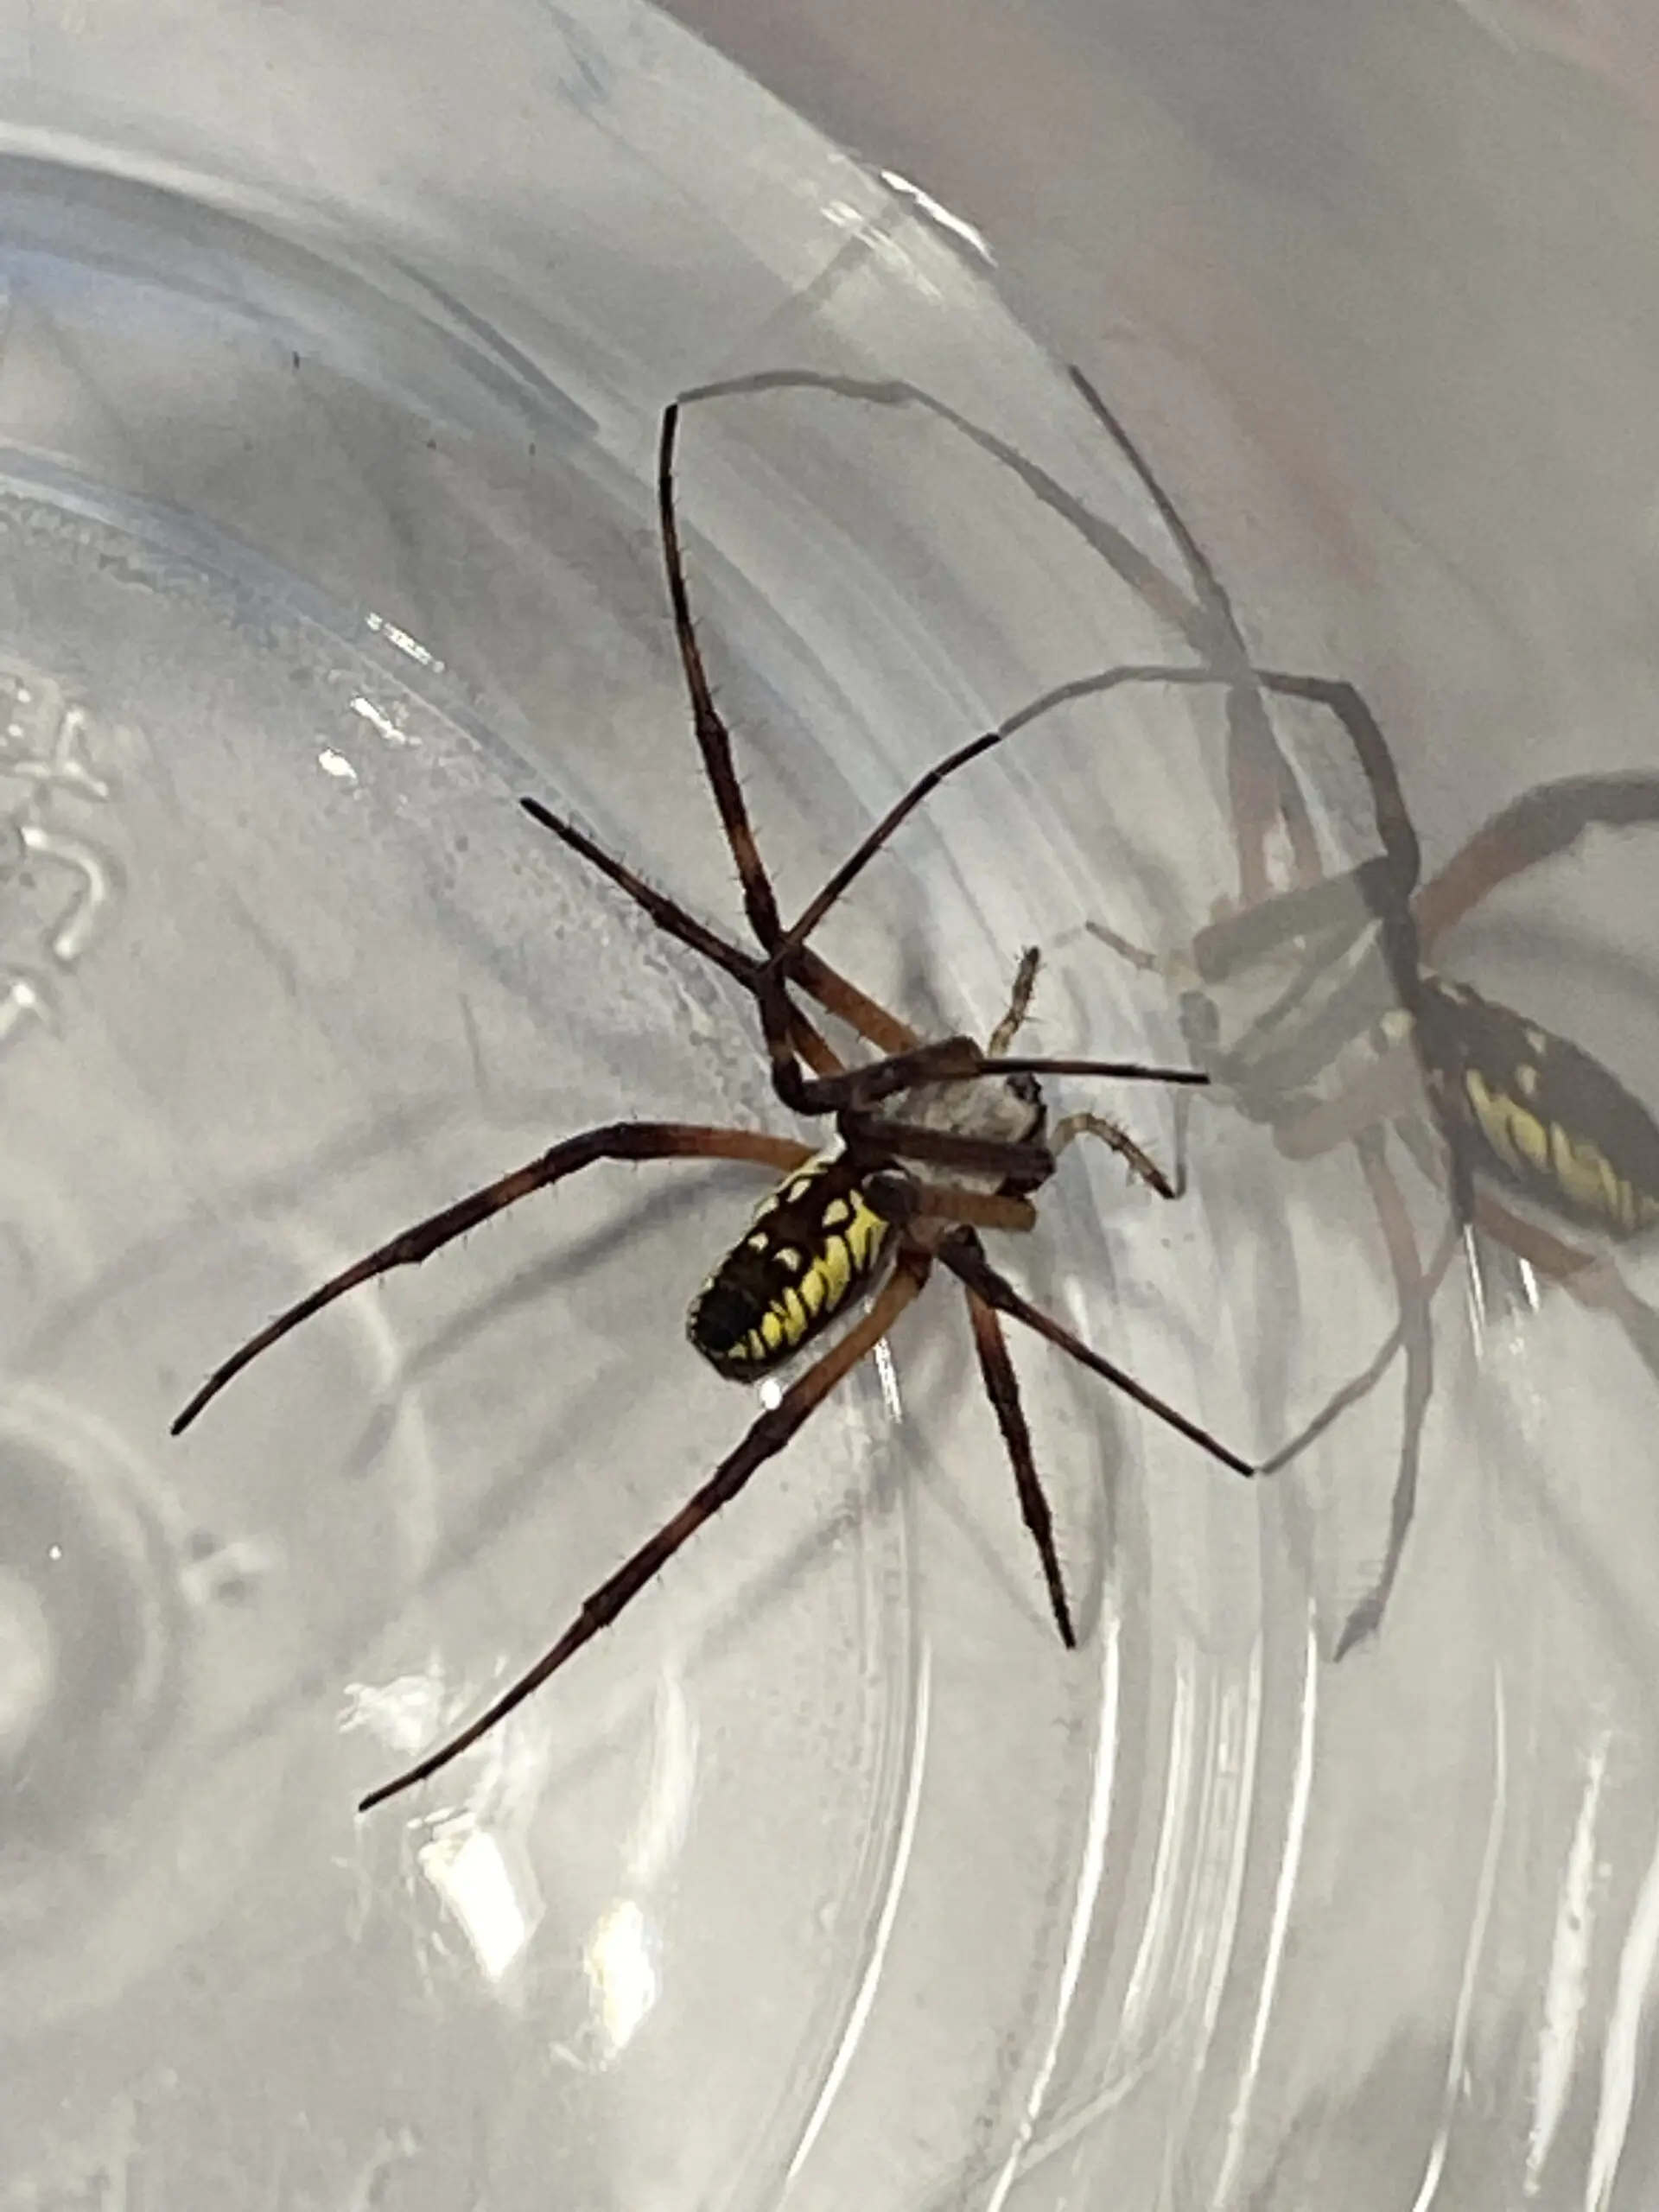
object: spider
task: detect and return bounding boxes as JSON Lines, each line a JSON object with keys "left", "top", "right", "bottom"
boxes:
{"left": 171, "top": 384, "right": 1285, "bottom": 1815}
{"left": 1047, "top": 381, "right": 1659, "bottom": 1649}
{"left": 1135, "top": 759, "right": 1659, "bottom": 1650}
{"left": 709, "top": 365, "right": 1659, "bottom": 1649}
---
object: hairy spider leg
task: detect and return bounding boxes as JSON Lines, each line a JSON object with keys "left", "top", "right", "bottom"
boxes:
{"left": 938, "top": 1228, "right": 1253, "bottom": 1478}
{"left": 658, "top": 398, "right": 785, "bottom": 958}
{"left": 518, "top": 802, "right": 1205, "bottom": 1126}
{"left": 357, "top": 1248, "right": 934, "bottom": 1811}
{"left": 171, "top": 1123, "right": 816, "bottom": 1434}
{"left": 518, "top": 796, "right": 869, "bottom": 1084}
{"left": 965, "top": 1282, "right": 1076, "bottom": 1649}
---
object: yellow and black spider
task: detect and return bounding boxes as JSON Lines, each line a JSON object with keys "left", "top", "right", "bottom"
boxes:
{"left": 1128, "top": 758, "right": 1659, "bottom": 1650}
{"left": 172, "top": 387, "right": 1278, "bottom": 1815}
{"left": 1051, "top": 376, "right": 1659, "bottom": 1650}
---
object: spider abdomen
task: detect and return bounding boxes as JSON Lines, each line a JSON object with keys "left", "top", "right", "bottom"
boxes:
{"left": 1421, "top": 975, "right": 1659, "bottom": 1240}
{"left": 687, "top": 1150, "right": 897, "bottom": 1377}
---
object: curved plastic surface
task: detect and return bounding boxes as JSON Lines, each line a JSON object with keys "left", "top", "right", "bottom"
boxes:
{"left": 0, "top": 4, "right": 1655, "bottom": 2210}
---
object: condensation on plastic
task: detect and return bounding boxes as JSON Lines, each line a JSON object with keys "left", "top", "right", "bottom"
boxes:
{"left": 0, "top": 2, "right": 1656, "bottom": 2209}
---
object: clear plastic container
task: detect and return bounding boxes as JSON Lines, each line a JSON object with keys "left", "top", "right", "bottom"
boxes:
{"left": 4, "top": 3, "right": 1657, "bottom": 2209}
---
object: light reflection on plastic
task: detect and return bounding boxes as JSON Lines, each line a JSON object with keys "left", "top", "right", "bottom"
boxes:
{"left": 1530, "top": 1729, "right": 1610, "bottom": 2190}
{"left": 818, "top": 194, "right": 943, "bottom": 303}
{"left": 343, "top": 1668, "right": 452, "bottom": 1757}
{"left": 346, "top": 1670, "right": 549, "bottom": 1986}
{"left": 874, "top": 1338, "right": 902, "bottom": 1425}
{"left": 1460, "top": 1219, "right": 1490, "bottom": 1341}
{"left": 365, "top": 608, "right": 444, "bottom": 671}
{"left": 878, "top": 168, "right": 995, "bottom": 261}
{"left": 1586, "top": 1763, "right": 1659, "bottom": 2209}
{"left": 349, "top": 695, "right": 414, "bottom": 747}
{"left": 418, "top": 1826, "right": 534, "bottom": 1981}
{"left": 585, "top": 1897, "right": 658, "bottom": 2056}
{"left": 760, "top": 1340, "right": 902, "bottom": 1421}
{"left": 626, "top": 1675, "right": 698, "bottom": 1886}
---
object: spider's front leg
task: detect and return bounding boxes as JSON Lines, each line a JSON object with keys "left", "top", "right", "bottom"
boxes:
{"left": 171, "top": 1122, "right": 817, "bottom": 1434}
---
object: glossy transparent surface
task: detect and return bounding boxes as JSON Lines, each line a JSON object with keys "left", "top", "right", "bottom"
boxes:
{"left": 3, "top": 3, "right": 1658, "bottom": 2209}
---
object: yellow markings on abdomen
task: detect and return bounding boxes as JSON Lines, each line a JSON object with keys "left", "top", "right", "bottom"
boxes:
{"left": 1464, "top": 1066, "right": 1659, "bottom": 1236}
{"left": 686, "top": 1154, "right": 899, "bottom": 1379}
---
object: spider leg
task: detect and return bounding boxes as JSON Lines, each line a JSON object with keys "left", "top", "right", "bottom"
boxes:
{"left": 963, "top": 1288, "right": 1076, "bottom": 1647}
{"left": 1552, "top": 1254, "right": 1659, "bottom": 1383}
{"left": 1084, "top": 918, "right": 1163, "bottom": 976}
{"left": 518, "top": 796, "right": 895, "bottom": 1077}
{"left": 1067, "top": 365, "right": 1321, "bottom": 899}
{"left": 1173, "top": 665, "right": 1421, "bottom": 1003}
{"left": 357, "top": 1244, "right": 933, "bottom": 1811}
{"left": 1049, "top": 1110, "right": 1177, "bottom": 1200}
{"left": 682, "top": 376, "right": 1331, "bottom": 931}
{"left": 1167, "top": 1088, "right": 1198, "bottom": 1203}
{"left": 519, "top": 797, "right": 759, "bottom": 991}
{"left": 906, "top": 1185, "right": 1038, "bottom": 1231}
{"left": 988, "top": 946, "right": 1041, "bottom": 1057}
{"left": 773, "top": 1038, "right": 1210, "bottom": 1122}
{"left": 684, "top": 365, "right": 1340, "bottom": 918}
{"left": 1412, "top": 772, "right": 1659, "bottom": 952}
{"left": 171, "top": 1122, "right": 815, "bottom": 1434}
{"left": 658, "top": 401, "right": 787, "bottom": 955}
{"left": 683, "top": 365, "right": 1314, "bottom": 903}
{"left": 1180, "top": 668, "right": 1478, "bottom": 1236}
{"left": 1260, "top": 1211, "right": 1464, "bottom": 1471}
{"left": 1328, "top": 1130, "right": 1439, "bottom": 1656}
{"left": 1270, "top": 1033, "right": 1424, "bottom": 1161}
{"left": 767, "top": 664, "right": 1422, "bottom": 988}
{"left": 664, "top": 406, "right": 922, "bottom": 1059}
{"left": 680, "top": 369, "right": 1205, "bottom": 651}
{"left": 936, "top": 1227, "right": 1254, "bottom": 1476}
{"left": 654, "top": 402, "right": 927, "bottom": 1084}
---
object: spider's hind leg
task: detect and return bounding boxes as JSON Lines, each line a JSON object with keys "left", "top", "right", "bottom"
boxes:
{"left": 939, "top": 1227, "right": 1254, "bottom": 1477}
{"left": 357, "top": 1245, "right": 935, "bottom": 1811}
